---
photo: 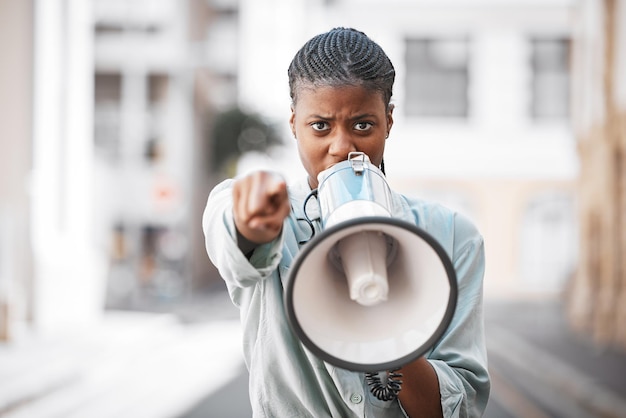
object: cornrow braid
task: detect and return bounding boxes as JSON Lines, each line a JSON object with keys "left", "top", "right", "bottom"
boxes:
{"left": 288, "top": 27, "right": 395, "bottom": 109}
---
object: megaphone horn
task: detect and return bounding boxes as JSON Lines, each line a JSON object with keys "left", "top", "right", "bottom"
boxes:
{"left": 285, "top": 152, "right": 457, "bottom": 398}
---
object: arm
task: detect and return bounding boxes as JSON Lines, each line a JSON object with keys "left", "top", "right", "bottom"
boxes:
{"left": 396, "top": 211, "right": 489, "bottom": 418}
{"left": 427, "top": 214, "right": 489, "bottom": 418}
{"left": 398, "top": 358, "right": 444, "bottom": 417}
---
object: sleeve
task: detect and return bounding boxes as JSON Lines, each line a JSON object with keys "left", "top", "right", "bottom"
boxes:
{"left": 202, "top": 179, "right": 284, "bottom": 290}
{"left": 428, "top": 212, "right": 490, "bottom": 418}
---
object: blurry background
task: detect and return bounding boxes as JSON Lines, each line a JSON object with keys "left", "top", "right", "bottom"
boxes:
{"left": 1, "top": 0, "right": 625, "bottom": 417}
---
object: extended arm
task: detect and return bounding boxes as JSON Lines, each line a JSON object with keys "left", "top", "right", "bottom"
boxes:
{"left": 232, "top": 170, "right": 290, "bottom": 246}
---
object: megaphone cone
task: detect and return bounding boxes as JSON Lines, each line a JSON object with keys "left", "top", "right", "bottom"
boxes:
{"left": 285, "top": 153, "right": 457, "bottom": 400}
{"left": 286, "top": 152, "right": 457, "bottom": 375}
{"left": 285, "top": 216, "right": 457, "bottom": 372}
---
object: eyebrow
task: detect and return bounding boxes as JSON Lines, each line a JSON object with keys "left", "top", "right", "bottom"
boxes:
{"left": 350, "top": 113, "right": 378, "bottom": 121}
{"left": 307, "top": 113, "right": 379, "bottom": 121}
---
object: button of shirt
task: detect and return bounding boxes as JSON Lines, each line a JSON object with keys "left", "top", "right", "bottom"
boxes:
{"left": 350, "top": 393, "right": 363, "bottom": 404}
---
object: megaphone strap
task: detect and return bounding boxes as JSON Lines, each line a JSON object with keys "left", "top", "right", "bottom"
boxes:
{"left": 302, "top": 188, "right": 320, "bottom": 223}
{"left": 295, "top": 216, "right": 316, "bottom": 246}
{"left": 365, "top": 368, "right": 403, "bottom": 401}
{"left": 296, "top": 189, "right": 320, "bottom": 245}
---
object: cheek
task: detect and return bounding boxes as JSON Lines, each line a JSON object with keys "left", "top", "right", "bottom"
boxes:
{"left": 298, "top": 139, "right": 329, "bottom": 177}
{"left": 363, "top": 143, "right": 385, "bottom": 166}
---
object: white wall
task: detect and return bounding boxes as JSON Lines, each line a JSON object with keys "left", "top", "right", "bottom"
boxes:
{"left": 237, "top": 0, "right": 578, "bottom": 182}
{"left": 0, "top": 0, "right": 34, "bottom": 339}
{"left": 30, "top": 0, "right": 107, "bottom": 333}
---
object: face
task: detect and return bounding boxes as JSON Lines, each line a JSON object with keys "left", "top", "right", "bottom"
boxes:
{"left": 290, "top": 84, "right": 394, "bottom": 189}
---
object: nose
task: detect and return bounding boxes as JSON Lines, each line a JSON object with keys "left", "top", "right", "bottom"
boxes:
{"left": 328, "top": 129, "right": 356, "bottom": 158}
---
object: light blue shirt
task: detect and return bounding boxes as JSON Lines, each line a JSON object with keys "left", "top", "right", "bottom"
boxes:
{"left": 203, "top": 177, "right": 490, "bottom": 417}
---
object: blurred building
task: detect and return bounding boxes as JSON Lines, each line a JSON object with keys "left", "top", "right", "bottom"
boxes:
{"left": 236, "top": 0, "right": 579, "bottom": 300}
{"left": 0, "top": 0, "right": 34, "bottom": 340}
{"left": 3, "top": 0, "right": 624, "bottom": 353}
{"left": 566, "top": 0, "right": 626, "bottom": 349}
{"left": 0, "top": 0, "right": 240, "bottom": 339}
{"left": 1, "top": 0, "right": 100, "bottom": 337}
{"left": 92, "top": 0, "right": 239, "bottom": 310}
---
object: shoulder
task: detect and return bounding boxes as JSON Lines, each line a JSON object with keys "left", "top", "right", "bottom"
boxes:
{"left": 398, "top": 193, "right": 483, "bottom": 258}
{"left": 207, "top": 178, "right": 235, "bottom": 202}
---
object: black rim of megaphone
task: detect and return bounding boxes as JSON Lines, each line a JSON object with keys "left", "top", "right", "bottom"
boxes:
{"left": 285, "top": 216, "right": 458, "bottom": 373}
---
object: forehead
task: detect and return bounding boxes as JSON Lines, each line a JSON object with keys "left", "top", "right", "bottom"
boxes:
{"left": 293, "top": 84, "right": 387, "bottom": 113}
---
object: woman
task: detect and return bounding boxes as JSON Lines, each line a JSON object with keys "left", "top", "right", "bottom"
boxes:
{"left": 203, "top": 27, "right": 490, "bottom": 417}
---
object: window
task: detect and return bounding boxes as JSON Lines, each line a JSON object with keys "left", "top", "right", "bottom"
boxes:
{"left": 146, "top": 73, "right": 169, "bottom": 163}
{"left": 519, "top": 192, "right": 577, "bottom": 291}
{"left": 530, "top": 38, "right": 571, "bottom": 120}
{"left": 405, "top": 38, "right": 469, "bottom": 118}
{"left": 94, "top": 73, "right": 122, "bottom": 163}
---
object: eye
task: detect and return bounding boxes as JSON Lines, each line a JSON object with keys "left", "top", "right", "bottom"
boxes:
{"left": 310, "top": 121, "right": 330, "bottom": 132}
{"left": 354, "top": 122, "right": 373, "bottom": 131}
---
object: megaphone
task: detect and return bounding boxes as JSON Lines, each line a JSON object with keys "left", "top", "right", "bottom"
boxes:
{"left": 285, "top": 152, "right": 457, "bottom": 397}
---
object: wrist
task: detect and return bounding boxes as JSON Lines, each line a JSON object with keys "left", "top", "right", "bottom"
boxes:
{"left": 236, "top": 227, "right": 260, "bottom": 259}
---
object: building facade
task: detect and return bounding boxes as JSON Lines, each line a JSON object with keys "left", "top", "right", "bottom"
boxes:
{"left": 237, "top": 0, "right": 580, "bottom": 300}
{"left": 566, "top": 0, "right": 626, "bottom": 349}
{"left": 0, "top": 0, "right": 239, "bottom": 338}
{"left": 92, "top": 0, "right": 240, "bottom": 309}
{"left": 5, "top": 0, "right": 623, "bottom": 352}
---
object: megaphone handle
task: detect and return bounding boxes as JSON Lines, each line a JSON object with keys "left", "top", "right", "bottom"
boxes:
{"left": 365, "top": 368, "right": 403, "bottom": 401}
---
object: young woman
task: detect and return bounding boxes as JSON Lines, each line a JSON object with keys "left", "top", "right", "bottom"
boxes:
{"left": 203, "top": 27, "right": 490, "bottom": 417}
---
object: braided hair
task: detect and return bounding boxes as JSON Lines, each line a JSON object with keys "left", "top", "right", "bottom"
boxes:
{"left": 288, "top": 28, "right": 395, "bottom": 110}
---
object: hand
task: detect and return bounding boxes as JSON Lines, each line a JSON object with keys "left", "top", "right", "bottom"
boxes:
{"left": 232, "top": 171, "right": 291, "bottom": 245}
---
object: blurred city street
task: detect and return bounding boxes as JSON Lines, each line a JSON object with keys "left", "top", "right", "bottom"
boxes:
{"left": 0, "top": 288, "right": 245, "bottom": 418}
{"left": 2, "top": 289, "right": 626, "bottom": 418}
{"left": 483, "top": 301, "right": 626, "bottom": 418}
{"left": 2, "top": 2, "right": 626, "bottom": 417}
{"left": 180, "top": 296, "right": 626, "bottom": 418}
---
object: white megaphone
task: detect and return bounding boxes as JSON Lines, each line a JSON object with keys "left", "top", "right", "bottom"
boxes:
{"left": 285, "top": 152, "right": 457, "bottom": 380}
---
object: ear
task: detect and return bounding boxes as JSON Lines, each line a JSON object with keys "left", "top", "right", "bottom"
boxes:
{"left": 386, "top": 104, "right": 395, "bottom": 137}
{"left": 289, "top": 105, "right": 297, "bottom": 138}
